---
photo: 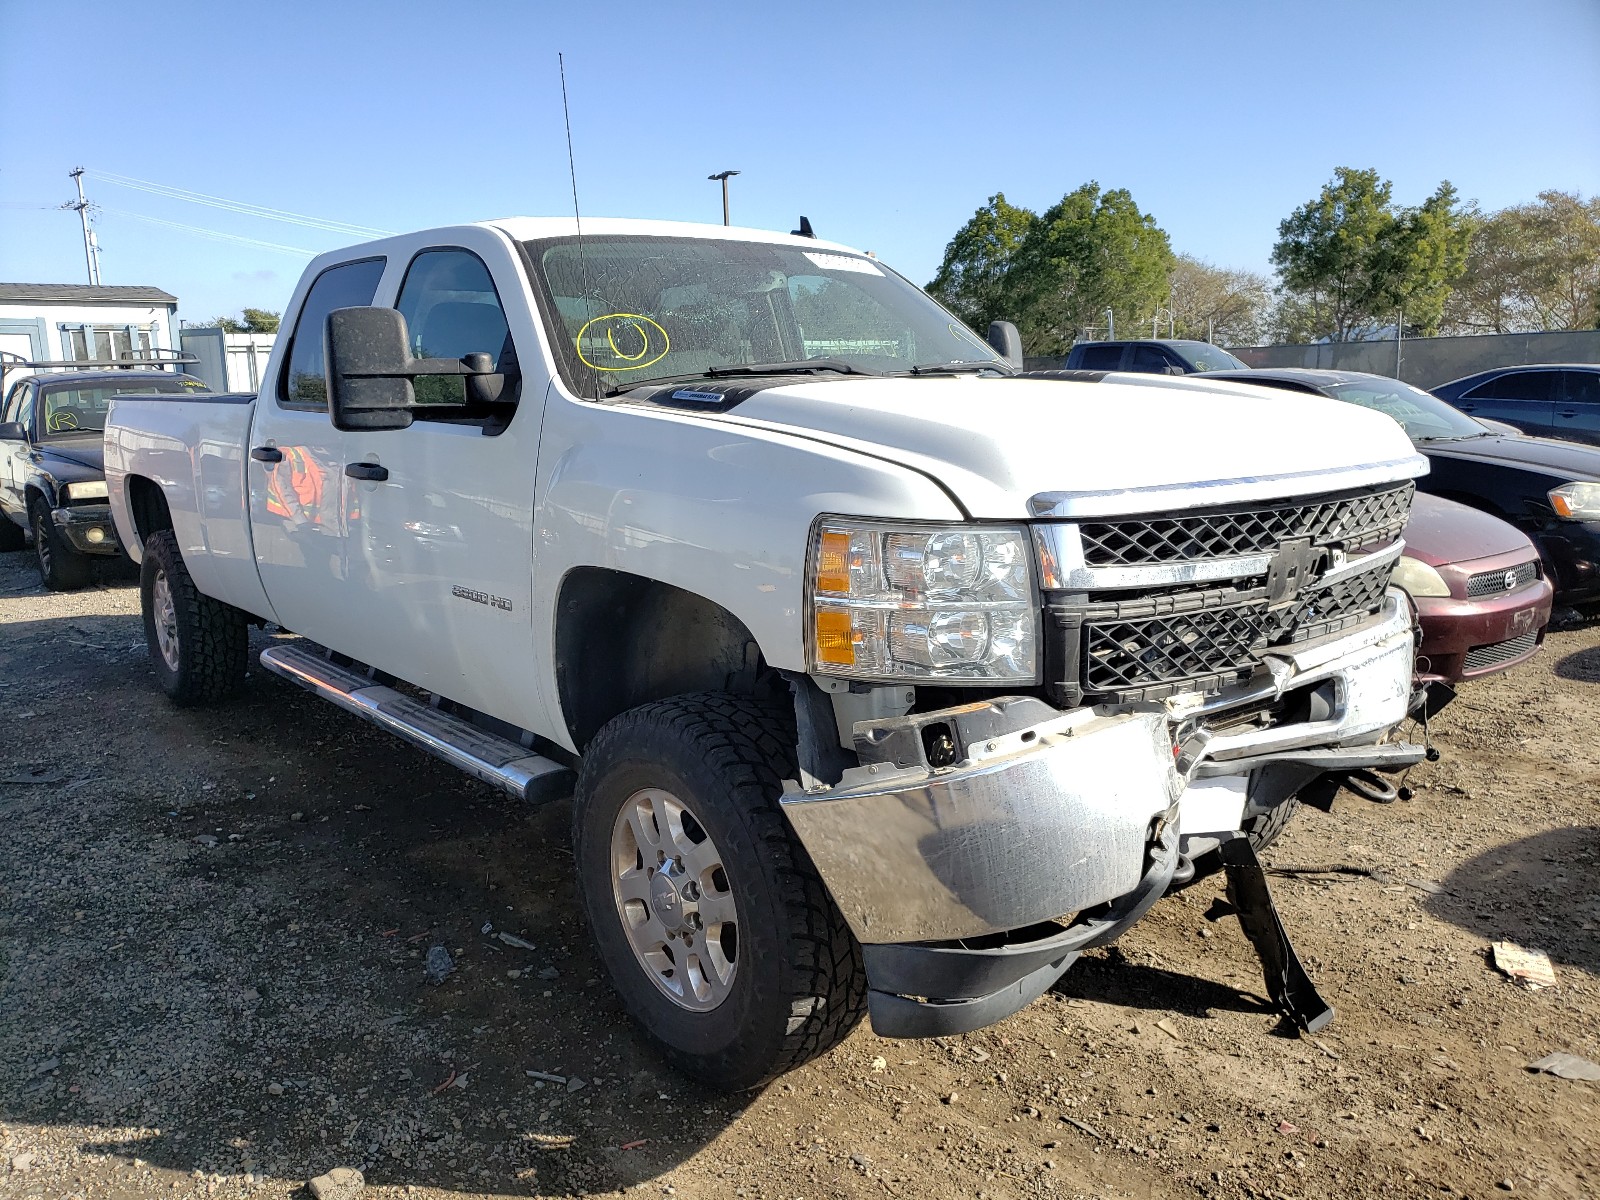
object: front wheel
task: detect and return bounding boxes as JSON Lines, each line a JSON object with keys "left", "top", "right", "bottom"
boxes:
{"left": 31, "top": 498, "right": 92, "bottom": 590}
{"left": 573, "top": 693, "right": 865, "bottom": 1090}
{"left": 140, "top": 529, "right": 249, "bottom": 706}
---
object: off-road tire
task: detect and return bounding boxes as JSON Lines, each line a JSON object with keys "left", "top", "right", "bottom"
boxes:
{"left": 0, "top": 514, "right": 25, "bottom": 553}
{"left": 140, "top": 529, "right": 249, "bottom": 706}
{"left": 573, "top": 692, "right": 866, "bottom": 1090}
{"left": 30, "top": 497, "right": 93, "bottom": 590}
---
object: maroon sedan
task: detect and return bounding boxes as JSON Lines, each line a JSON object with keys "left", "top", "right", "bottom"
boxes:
{"left": 1394, "top": 493, "right": 1553, "bottom": 683}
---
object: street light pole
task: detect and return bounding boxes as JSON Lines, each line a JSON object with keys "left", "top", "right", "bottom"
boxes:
{"left": 708, "top": 170, "right": 740, "bottom": 226}
{"left": 1104, "top": 307, "right": 1114, "bottom": 340}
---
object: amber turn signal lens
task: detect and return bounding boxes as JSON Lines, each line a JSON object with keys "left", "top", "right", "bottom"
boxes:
{"left": 815, "top": 530, "right": 853, "bottom": 594}
{"left": 814, "top": 609, "right": 856, "bottom": 665}
{"left": 1551, "top": 494, "right": 1575, "bottom": 518}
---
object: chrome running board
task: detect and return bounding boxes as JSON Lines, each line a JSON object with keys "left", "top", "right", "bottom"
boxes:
{"left": 259, "top": 644, "right": 573, "bottom": 803}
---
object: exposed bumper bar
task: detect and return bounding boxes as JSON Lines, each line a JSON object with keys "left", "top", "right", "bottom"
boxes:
{"left": 783, "top": 593, "right": 1419, "bottom": 950}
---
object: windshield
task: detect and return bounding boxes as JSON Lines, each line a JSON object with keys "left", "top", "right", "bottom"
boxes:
{"left": 41, "top": 376, "right": 209, "bottom": 437}
{"left": 1324, "top": 379, "right": 1486, "bottom": 441}
{"left": 521, "top": 235, "right": 1003, "bottom": 395}
{"left": 1178, "top": 342, "right": 1248, "bottom": 371}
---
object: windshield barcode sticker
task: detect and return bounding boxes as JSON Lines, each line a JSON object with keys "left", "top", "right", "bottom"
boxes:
{"left": 803, "top": 251, "right": 883, "bottom": 276}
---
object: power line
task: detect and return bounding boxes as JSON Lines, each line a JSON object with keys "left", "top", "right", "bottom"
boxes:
{"left": 88, "top": 169, "right": 394, "bottom": 238}
{"left": 98, "top": 207, "right": 317, "bottom": 256}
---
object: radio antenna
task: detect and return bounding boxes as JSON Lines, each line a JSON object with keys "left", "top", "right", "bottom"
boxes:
{"left": 558, "top": 52, "right": 597, "bottom": 399}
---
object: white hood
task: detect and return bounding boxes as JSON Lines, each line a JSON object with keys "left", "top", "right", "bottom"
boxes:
{"left": 722, "top": 373, "right": 1426, "bottom": 518}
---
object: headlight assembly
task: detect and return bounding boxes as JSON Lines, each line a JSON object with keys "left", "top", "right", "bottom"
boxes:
{"left": 62, "top": 480, "right": 109, "bottom": 502}
{"left": 1548, "top": 482, "right": 1600, "bottom": 520}
{"left": 1390, "top": 554, "right": 1451, "bottom": 598}
{"left": 808, "top": 519, "right": 1038, "bottom": 682}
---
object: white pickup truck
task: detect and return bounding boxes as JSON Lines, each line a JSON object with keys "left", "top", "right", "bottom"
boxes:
{"left": 105, "top": 217, "right": 1428, "bottom": 1088}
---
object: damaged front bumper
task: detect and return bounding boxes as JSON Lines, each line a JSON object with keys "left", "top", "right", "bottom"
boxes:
{"left": 782, "top": 591, "right": 1423, "bottom": 1038}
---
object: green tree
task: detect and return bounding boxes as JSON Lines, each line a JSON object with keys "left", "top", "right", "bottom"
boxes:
{"left": 1167, "top": 256, "right": 1271, "bottom": 346}
{"left": 1004, "top": 183, "right": 1175, "bottom": 355}
{"left": 1270, "top": 167, "right": 1470, "bottom": 340}
{"left": 212, "top": 309, "right": 281, "bottom": 334}
{"left": 1443, "top": 190, "right": 1600, "bottom": 333}
{"left": 926, "top": 193, "right": 1037, "bottom": 333}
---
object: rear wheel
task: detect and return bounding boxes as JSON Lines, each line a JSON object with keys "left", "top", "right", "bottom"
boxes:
{"left": 31, "top": 497, "right": 92, "bottom": 590}
{"left": 140, "top": 529, "right": 249, "bottom": 706}
{"left": 573, "top": 692, "right": 865, "bottom": 1090}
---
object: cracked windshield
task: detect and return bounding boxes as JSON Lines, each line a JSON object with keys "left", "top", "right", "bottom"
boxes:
{"left": 525, "top": 235, "right": 1004, "bottom": 396}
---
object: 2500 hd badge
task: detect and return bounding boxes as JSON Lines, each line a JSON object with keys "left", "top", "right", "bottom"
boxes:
{"left": 452, "top": 585, "right": 513, "bottom": 611}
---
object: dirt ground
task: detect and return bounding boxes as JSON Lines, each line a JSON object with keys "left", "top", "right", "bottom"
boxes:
{"left": 1, "top": 547, "right": 1597, "bottom": 1200}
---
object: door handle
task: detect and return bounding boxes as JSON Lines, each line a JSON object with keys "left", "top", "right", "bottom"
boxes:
{"left": 344, "top": 462, "right": 389, "bottom": 482}
{"left": 1558, "top": 410, "right": 1578, "bottom": 418}
{"left": 250, "top": 446, "right": 283, "bottom": 463}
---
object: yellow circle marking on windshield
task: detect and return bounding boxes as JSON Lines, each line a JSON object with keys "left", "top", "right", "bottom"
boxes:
{"left": 948, "top": 322, "right": 989, "bottom": 350}
{"left": 576, "top": 313, "right": 670, "bottom": 372}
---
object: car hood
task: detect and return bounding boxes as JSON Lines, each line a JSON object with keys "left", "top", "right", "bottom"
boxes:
{"left": 718, "top": 374, "right": 1424, "bottom": 518}
{"left": 38, "top": 437, "right": 104, "bottom": 474}
{"left": 1421, "top": 432, "right": 1600, "bottom": 481}
{"left": 1403, "top": 492, "right": 1532, "bottom": 567}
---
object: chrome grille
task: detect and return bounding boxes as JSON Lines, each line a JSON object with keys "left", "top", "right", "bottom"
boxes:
{"left": 1465, "top": 560, "right": 1539, "bottom": 599}
{"left": 1462, "top": 629, "right": 1539, "bottom": 672}
{"left": 1078, "top": 482, "right": 1413, "bottom": 566}
{"left": 1080, "top": 557, "right": 1396, "bottom": 693}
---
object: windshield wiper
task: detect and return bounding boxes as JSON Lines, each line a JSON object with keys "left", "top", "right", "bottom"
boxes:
{"left": 600, "top": 359, "right": 879, "bottom": 398}
{"left": 705, "top": 358, "right": 881, "bottom": 378}
{"left": 903, "top": 361, "right": 1012, "bottom": 376}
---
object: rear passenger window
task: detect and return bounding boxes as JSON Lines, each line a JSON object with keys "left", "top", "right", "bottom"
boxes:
{"left": 278, "top": 258, "right": 386, "bottom": 409}
{"left": 1075, "top": 344, "right": 1123, "bottom": 370}
{"left": 1465, "top": 370, "right": 1557, "bottom": 402}
{"left": 395, "top": 249, "right": 517, "bottom": 416}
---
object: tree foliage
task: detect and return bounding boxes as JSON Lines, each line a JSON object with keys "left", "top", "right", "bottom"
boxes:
{"left": 212, "top": 308, "right": 281, "bottom": 334}
{"left": 1005, "top": 184, "right": 1176, "bottom": 356}
{"left": 1167, "top": 256, "right": 1271, "bottom": 345}
{"left": 926, "top": 193, "right": 1036, "bottom": 333}
{"left": 1442, "top": 190, "right": 1600, "bottom": 333}
{"left": 1270, "top": 167, "right": 1471, "bottom": 341}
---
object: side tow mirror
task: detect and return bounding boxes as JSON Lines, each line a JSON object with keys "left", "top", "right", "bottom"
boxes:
{"left": 325, "top": 307, "right": 516, "bottom": 433}
{"left": 0, "top": 421, "right": 26, "bottom": 441}
{"left": 986, "top": 320, "right": 1025, "bottom": 370}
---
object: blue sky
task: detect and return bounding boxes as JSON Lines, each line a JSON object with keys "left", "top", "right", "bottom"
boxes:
{"left": 3, "top": 0, "right": 1597, "bottom": 325}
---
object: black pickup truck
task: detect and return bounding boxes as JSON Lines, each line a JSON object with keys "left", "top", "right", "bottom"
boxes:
{"left": 0, "top": 368, "right": 210, "bottom": 588}
{"left": 1064, "top": 338, "right": 1248, "bottom": 374}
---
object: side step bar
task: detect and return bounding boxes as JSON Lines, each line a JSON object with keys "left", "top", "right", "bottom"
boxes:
{"left": 259, "top": 644, "right": 574, "bottom": 803}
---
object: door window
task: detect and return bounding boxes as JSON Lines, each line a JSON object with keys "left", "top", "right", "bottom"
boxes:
{"left": 278, "top": 257, "right": 387, "bottom": 410}
{"left": 1464, "top": 370, "right": 1558, "bottom": 402}
{"left": 3, "top": 382, "right": 28, "bottom": 424}
{"left": 1075, "top": 344, "right": 1124, "bottom": 370}
{"left": 1562, "top": 370, "right": 1600, "bottom": 407}
{"left": 1128, "top": 345, "right": 1181, "bottom": 373}
{"left": 13, "top": 388, "right": 34, "bottom": 436}
{"left": 395, "top": 249, "right": 517, "bottom": 416}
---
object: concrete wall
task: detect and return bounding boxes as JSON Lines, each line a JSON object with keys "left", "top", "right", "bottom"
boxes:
{"left": 1228, "top": 329, "right": 1600, "bottom": 390}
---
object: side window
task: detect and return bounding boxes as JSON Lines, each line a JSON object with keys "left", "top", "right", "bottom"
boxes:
{"left": 1563, "top": 370, "right": 1600, "bottom": 407}
{"left": 14, "top": 387, "right": 35, "bottom": 435}
{"left": 3, "top": 383, "right": 25, "bottom": 423}
{"left": 395, "top": 249, "right": 515, "bottom": 413}
{"left": 1076, "top": 344, "right": 1124, "bottom": 370}
{"left": 1466, "top": 370, "right": 1557, "bottom": 402}
{"left": 278, "top": 257, "right": 387, "bottom": 409}
{"left": 1128, "top": 345, "right": 1181, "bottom": 373}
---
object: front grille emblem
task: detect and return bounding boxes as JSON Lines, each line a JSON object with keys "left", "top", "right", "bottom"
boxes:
{"left": 1503, "top": 569, "right": 1518, "bottom": 591}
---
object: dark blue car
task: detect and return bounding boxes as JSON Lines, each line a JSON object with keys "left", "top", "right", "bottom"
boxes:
{"left": 1432, "top": 364, "right": 1600, "bottom": 446}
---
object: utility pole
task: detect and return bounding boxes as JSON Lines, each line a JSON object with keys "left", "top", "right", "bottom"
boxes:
{"left": 1104, "top": 307, "right": 1114, "bottom": 340}
{"left": 1395, "top": 308, "right": 1404, "bottom": 378}
{"left": 708, "top": 169, "right": 740, "bottom": 226}
{"left": 68, "top": 168, "right": 102, "bottom": 285}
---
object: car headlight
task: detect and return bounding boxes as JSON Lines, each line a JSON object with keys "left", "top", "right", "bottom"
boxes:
{"left": 1390, "top": 554, "right": 1451, "bottom": 598}
{"left": 808, "top": 519, "right": 1038, "bottom": 682}
{"left": 1548, "top": 482, "right": 1600, "bottom": 520}
{"left": 62, "top": 480, "right": 109, "bottom": 502}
